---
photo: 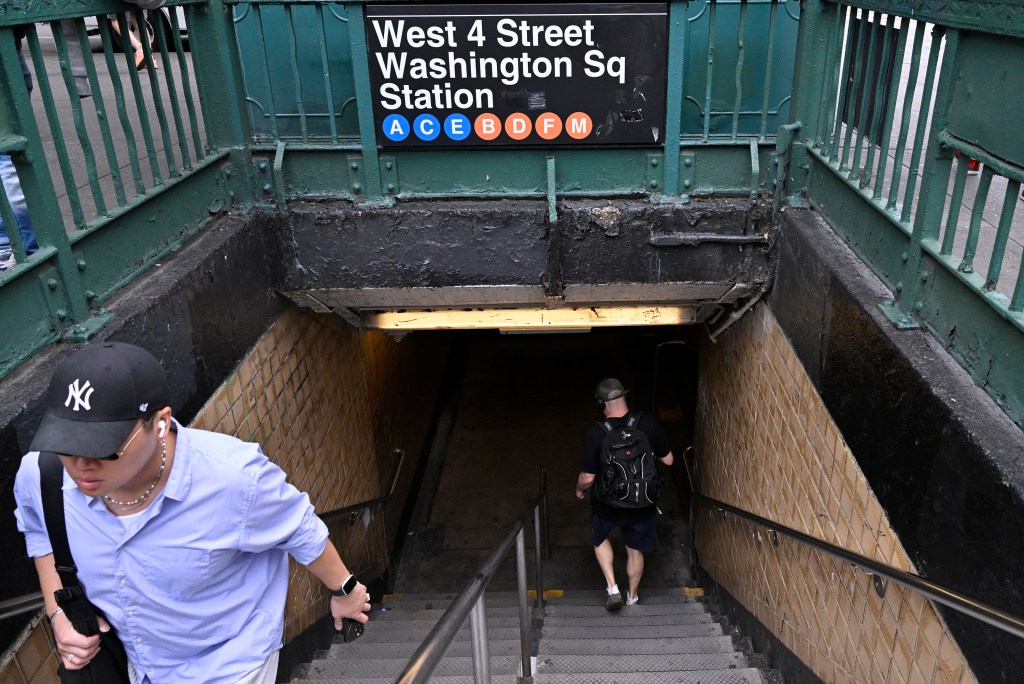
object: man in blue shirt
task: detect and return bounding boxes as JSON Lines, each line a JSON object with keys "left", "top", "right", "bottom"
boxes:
{"left": 14, "top": 342, "right": 370, "bottom": 683}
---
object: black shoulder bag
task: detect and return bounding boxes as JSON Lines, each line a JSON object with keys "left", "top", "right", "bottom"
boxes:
{"left": 40, "top": 452, "right": 132, "bottom": 684}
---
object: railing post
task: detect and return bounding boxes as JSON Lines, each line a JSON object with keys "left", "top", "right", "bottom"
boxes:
{"left": 661, "top": 0, "right": 688, "bottom": 196}
{"left": 539, "top": 466, "right": 550, "bottom": 560}
{"left": 515, "top": 528, "right": 532, "bottom": 680}
{"left": 186, "top": 0, "right": 255, "bottom": 199}
{"left": 785, "top": 0, "right": 842, "bottom": 201}
{"left": 533, "top": 505, "right": 544, "bottom": 610}
{"left": 345, "top": 2, "right": 384, "bottom": 201}
{"left": 469, "top": 594, "right": 491, "bottom": 684}
{"left": 0, "top": 27, "right": 95, "bottom": 329}
{"left": 901, "top": 27, "right": 959, "bottom": 315}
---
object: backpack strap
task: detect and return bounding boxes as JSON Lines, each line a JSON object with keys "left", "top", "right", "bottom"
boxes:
{"left": 40, "top": 452, "right": 103, "bottom": 637}
{"left": 626, "top": 411, "right": 641, "bottom": 428}
{"left": 39, "top": 452, "right": 81, "bottom": 590}
{"left": 600, "top": 420, "right": 613, "bottom": 432}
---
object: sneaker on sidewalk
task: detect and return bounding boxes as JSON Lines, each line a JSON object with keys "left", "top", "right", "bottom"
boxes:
{"left": 967, "top": 158, "right": 981, "bottom": 176}
{"left": 625, "top": 594, "right": 639, "bottom": 606}
{"left": 605, "top": 591, "right": 624, "bottom": 611}
{"left": 0, "top": 252, "right": 15, "bottom": 272}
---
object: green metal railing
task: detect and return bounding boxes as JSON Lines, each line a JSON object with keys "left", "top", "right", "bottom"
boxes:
{"left": 0, "top": 1, "right": 253, "bottom": 377}
{"left": 0, "top": 0, "right": 798, "bottom": 381}
{"left": 790, "top": 0, "right": 1024, "bottom": 428}
{"left": 3, "top": 0, "right": 1022, "bottom": 432}
{"left": 230, "top": 0, "right": 798, "bottom": 203}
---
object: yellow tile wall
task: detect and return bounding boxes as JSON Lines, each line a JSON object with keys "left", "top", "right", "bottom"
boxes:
{"left": 190, "top": 308, "right": 448, "bottom": 643}
{"left": 0, "top": 615, "right": 58, "bottom": 684}
{"left": 695, "top": 303, "right": 976, "bottom": 684}
{"left": 2, "top": 307, "right": 450, "bottom": 682}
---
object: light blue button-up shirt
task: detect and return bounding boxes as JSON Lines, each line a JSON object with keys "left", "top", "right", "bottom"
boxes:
{"left": 14, "top": 420, "right": 330, "bottom": 684}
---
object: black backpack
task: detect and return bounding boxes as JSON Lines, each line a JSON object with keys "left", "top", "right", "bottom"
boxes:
{"left": 594, "top": 412, "right": 661, "bottom": 508}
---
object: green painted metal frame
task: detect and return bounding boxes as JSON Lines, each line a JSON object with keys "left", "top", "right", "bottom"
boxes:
{"left": 1, "top": 0, "right": 795, "bottom": 379}
{"left": 1, "top": 0, "right": 1018, "bottom": 436}
{"left": 822, "top": 0, "right": 1024, "bottom": 40}
{"left": 792, "top": 0, "right": 1024, "bottom": 428}
{"left": 231, "top": 0, "right": 793, "bottom": 203}
{"left": 0, "top": 1, "right": 253, "bottom": 378}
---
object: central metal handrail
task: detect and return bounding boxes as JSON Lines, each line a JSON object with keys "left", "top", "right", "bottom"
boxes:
{"left": 396, "top": 473, "right": 548, "bottom": 684}
{"left": 682, "top": 448, "right": 1024, "bottom": 640}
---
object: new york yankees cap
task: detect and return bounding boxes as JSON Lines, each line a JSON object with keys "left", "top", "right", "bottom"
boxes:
{"left": 595, "top": 378, "right": 629, "bottom": 403}
{"left": 30, "top": 342, "right": 168, "bottom": 458}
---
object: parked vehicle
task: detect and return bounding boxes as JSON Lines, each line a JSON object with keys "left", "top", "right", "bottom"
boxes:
{"left": 35, "top": 8, "right": 188, "bottom": 53}
{"left": 87, "top": 8, "right": 189, "bottom": 52}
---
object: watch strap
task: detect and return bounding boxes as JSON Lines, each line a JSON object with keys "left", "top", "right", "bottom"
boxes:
{"left": 330, "top": 574, "right": 358, "bottom": 596}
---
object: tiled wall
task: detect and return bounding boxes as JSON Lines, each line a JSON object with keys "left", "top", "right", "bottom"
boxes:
{"left": 189, "top": 308, "right": 448, "bottom": 642}
{"left": 0, "top": 615, "right": 58, "bottom": 684}
{"left": 696, "top": 303, "right": 976, "bottom": 684}
{"left": 0, "top": 307, "right": 450, "bottom": 682}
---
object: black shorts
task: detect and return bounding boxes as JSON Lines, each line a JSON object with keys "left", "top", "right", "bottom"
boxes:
{"left": 591, "top": 508, "right": 656, "bottom": 552}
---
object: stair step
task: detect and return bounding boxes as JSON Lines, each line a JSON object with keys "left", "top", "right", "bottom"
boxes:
{"left": 533, "top": 669, "right": 766, "bottom": 684}
{"left": 295, "top": 655, "right": 520, "bottom": 678}
{"left": 354, "top": 626, "right": 524, "bottom": 643}
{"left": 536, "top": 652, "right": 748, "bottom": 673}
{"left": 546, "top": 603, "right": 709, "bottom": 617}
{"left": 546, "top": 590, "right": 700, "bottom": 605}
{"left": 381, "top": 591, "right": 519, "bottom": 602}
{"left": 372, "top": 605, "right": 525, "bottom": 621}
{"left": 326, "top": 639, "right": 524, "bottom": 659}
{"left": 295, "top": 677, "right": 517, "bottom": 684}
{"left": 539, "top": 636, "right": 735, "bottom": 655}
{"left": 543, "top": 623, "right": 723, "bottom": 640}
{"left": 550, "top": 587, "right": 696, "bottom": 599}
{"left": 543, "top": 613, "right": 715, "bottom": 628}
{"left": 364, "top": 616, "right": 523, "bottom": 632}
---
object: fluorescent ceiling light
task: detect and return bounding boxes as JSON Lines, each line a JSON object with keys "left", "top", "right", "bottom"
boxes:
{"left": 361, "top": 306, "right": 696, "bottom": 331}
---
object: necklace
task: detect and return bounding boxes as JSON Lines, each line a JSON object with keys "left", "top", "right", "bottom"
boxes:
{"left": 104, "top": 439, "right": 166, "bottom": 510}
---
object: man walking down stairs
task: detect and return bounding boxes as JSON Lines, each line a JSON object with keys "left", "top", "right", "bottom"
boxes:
{"left": 289, "top": 588, "right": 778, "bottom": 683}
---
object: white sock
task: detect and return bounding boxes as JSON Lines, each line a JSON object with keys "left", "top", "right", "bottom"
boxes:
{"left": 607, "top": 584, "right": 619, "bottom": 596}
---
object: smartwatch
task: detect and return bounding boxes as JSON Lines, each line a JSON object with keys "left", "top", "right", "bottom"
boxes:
{"left": 330, "top": 574, "right": 358, "bottom": 597}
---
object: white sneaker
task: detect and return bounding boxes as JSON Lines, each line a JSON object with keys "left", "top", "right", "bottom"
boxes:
{"left": 625, "top": 594, "right": 639, "bottom": 606}
{"left": 0, "top": 252, "right": 15, "bottom": 272}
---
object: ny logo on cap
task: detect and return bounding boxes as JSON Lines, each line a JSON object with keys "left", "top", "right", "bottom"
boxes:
{"left": 65, "top": 379, "right": 94, "bottom": 412}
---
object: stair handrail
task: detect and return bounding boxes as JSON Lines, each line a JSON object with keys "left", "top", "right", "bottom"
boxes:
{"left": 0, "top": 591, "right": 43, "bottom": 622}
{"left": 681, "top": 448, "right": 1024, "bottom": 640}
{"left": 395, "top": 481, "right": 547, "bottom": 684}
{"left": 318, "top": 447, "right": 406, "bottom": 522}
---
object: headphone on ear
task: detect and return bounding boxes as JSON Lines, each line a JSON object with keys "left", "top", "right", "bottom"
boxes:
{"left": 158, "top": 420, "right": 167, "bottom": 438}
{"left": 595, "top": 378, "right": 611, "bottom": 409}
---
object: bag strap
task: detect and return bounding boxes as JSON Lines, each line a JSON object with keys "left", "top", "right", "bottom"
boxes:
{"left": 39, "top": 452, "right": 82, "bottom": 590}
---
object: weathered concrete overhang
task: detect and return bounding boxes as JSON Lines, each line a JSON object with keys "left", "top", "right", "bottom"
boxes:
{"left": 281, "top": 198, "right": 776, "bottom": 328}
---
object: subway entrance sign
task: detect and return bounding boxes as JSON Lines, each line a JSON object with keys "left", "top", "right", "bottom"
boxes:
{"left": 365, "top": 3, "right": 668, "bottom": 147}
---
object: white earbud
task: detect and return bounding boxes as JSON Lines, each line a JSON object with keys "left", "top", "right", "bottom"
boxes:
{"left": 158, "top": 420, "right": 167, "bottom": 438}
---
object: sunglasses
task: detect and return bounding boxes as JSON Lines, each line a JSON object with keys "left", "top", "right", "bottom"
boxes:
{"left": 96, "top": 418, "right": 151, "bottom": 461}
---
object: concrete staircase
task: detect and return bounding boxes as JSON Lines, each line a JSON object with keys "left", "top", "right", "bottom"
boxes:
{"left": 535, "top": 588, "right": 771, "bottom": 684}
{"left": 289, "top": 588, "right": 776, "bottom": 684}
